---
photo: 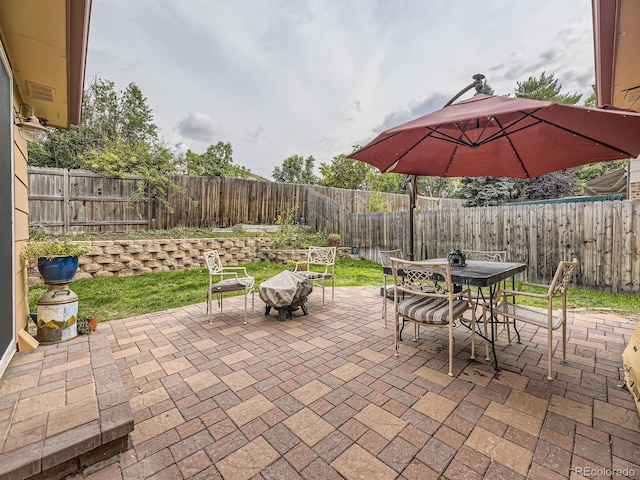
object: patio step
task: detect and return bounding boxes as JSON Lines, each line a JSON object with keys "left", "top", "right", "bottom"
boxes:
{"left": 0, "top": 333, "right": 133, "bottom": 480}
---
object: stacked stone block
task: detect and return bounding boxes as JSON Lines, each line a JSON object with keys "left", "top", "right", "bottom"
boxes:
{"left": 26, "top": 238, "right": 356, "bottom": 285}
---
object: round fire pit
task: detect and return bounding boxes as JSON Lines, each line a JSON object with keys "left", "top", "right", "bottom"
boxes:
{"left": 259, "top": 270, "right": 313, "bottom": 322}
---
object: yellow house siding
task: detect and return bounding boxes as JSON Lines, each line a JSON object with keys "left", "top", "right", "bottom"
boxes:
{"left": 14, "top": 131, "right": 29, "bottom": 337}
{"left": 14, "top": 141, "right": 28, "bottom": 186}
{"left": 15, "top": 164, "right": 28, "bottom": 212}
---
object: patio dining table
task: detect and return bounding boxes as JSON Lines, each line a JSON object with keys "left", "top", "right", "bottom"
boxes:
{"left": 384, "top": 259, "right": 527, "bottom": 370}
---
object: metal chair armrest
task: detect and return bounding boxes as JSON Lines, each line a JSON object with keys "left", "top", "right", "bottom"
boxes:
{"left": 220, "top": 267, "right": 251, "bottom": 280}
{"left": 297, "top": 261, "right": 332, "bottom": 275}
{"left": 495, "top": 288, "right": 550, "bottom": 302}
{"left": 452, "top": 287, "right": 472, "bottom": 300}
{"left": 519, "top": 281, "right": 550, "bottom": 290}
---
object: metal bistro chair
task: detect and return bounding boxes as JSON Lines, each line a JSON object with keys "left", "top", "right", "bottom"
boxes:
{"left": 204, "top": 250, "right": 255, "bottom": 324}
{"left": 462, "top": 249, "right": 510, "bottom": 360}
{"left": 379, "top": 249, "right": 404, "bottom": 327}
{"left": 462, "top": 250, "right": 508, "bottom": 263}
{"left": 391, "top": 258, "right": 476, "bottom": 377}
{"left": 492, "top": 258, "right": 578, "bottom": 381}
{"left": 294, "top": 246, "right": 336, "bottom": 306}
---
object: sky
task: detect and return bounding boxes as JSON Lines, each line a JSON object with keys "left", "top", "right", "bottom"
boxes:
{"left": 85, "top": 0, "right": 596, "bottom": 179}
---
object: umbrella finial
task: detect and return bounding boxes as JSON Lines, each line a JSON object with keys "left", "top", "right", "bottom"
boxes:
{"left": 472, "top": 73, "right": 486, "bottom": 93}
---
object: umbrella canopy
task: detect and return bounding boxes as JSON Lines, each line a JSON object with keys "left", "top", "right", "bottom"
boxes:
{"left": 349, "top": 93, "right": 640, "bottom": 179}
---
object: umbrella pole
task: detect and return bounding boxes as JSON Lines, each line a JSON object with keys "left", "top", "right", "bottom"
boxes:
{"left": 408, "top": 175, "right": 417, "bottom": 260}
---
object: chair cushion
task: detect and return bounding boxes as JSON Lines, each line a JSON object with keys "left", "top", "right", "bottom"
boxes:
{"left": 211, "top": 277, "right": 254, "bottom": 293}
{"left": 398, "top": 295, "right": 468, "bottom": 325}
{"left": 296, "top": 271, "right": 332, "bottom": 280}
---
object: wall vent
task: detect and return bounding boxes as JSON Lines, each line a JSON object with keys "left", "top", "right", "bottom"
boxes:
{"left": 26, "top": 81, "right": 55, "bottom": 102}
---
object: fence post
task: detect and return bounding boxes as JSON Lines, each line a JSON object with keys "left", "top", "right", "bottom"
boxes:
{"left": 147, "top": 181, "right": 152, "bottom": 230}
{"left": 63, "top": 169, "right": 70, "bottom": 235}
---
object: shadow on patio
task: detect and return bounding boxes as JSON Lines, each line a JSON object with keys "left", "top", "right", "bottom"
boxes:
{"left": 2, "top": 286, "right": 639, "bottom": 479}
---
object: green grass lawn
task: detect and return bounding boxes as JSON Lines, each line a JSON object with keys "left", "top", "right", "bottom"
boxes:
{"left": 28, "top": 259, "right": 640, "bottom": 323}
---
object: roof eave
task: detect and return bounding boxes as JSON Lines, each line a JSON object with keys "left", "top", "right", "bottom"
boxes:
{"left": 67, "top": 0, "right": 92, "bottom": 125}
{"left": 592, "top": 0, "right": 620, "bottom": 106}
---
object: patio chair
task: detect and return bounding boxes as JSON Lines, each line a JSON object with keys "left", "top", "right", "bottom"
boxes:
{"left": 491, "top": 258, "right": 578, "bottom": 380}
{"left": 379, "top": 249, "right": 404, "bottom": 327}
{"left": 294, "top": 246, "right": 336, "bottom": 306}
{"left": 462, "top": 249, "right": 507, "bottom": 263}
{"left": 204, "top": 250, "right": 255, "bottom": 324}
{"left": 462, "top": 249, "right": 511, "bottom": 360}
{"left": 391, "top": 258, "right": 476, "bottom": 377}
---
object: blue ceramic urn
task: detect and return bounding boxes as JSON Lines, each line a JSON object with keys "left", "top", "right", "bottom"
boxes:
{"left": 37, "top": 256, "right": 79, "bottom": 284}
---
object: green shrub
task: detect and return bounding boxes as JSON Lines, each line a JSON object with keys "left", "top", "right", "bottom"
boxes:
{"left": 367, "top": 191, "right": 390, "bottom": 212}
{"left": 76, "top": 316, "right": 94, "bottom": 334}
{"left": 21, "top": 240, "right": 92, "bottom": 260}
{"left": 270, "top": 206, "right": 327, "bottom": 250}
{"left": 28, "top": 224, "right": 50, "bottom": 241}
{"left": 232, "top": 224, "right": 246, "bottom": 235}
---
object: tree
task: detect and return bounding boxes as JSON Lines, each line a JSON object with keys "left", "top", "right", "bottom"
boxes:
{"left": 515, "top": 72, "right": 582, "bottom": 104}
{"left": 419, "top": 177, "right": 459, "bottom": 198}
{"left": 515, "top": 170, "right": 577, "bottom": 201}
{"left": 118, "top": 83, "right": 159, "bottom": 146}
{"left": 27, "top": 78, "right": 165, "bottom": 170}
{"left": 574, "top": 159, "right": 625, "bottom": 184}
{"left": 583, "top": 91, "right": 597, "bottom": 107}
{"left": 321, "top": 146, "right": 406, "bottom": 193}
{"left": 183, "top": 142, "right": 250, "bottom": 178}
{"left": 272, "top": 155, "right": 317, "bottom": 184}
{"left": 320, "top": 149, "right": 460, "bottom": 198}
{"left": 459, "top": 176, "right": 515, "bottom": 206}
{"left": 365, "top": 171, "right": 405, "bottom": 194}
{"left": 319, "top": 152, "right": 372, "bottom": 190}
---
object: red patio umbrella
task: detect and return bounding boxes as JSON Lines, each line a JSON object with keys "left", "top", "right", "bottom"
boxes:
{"left": 349, "top": 83, "right": 640, "bottom": 258}
{"left": 349, "top": 92, "right": 640, "bottom": 179}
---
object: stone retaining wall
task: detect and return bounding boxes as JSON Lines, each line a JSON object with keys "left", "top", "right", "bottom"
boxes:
{"left": 26, "top": 238, "right": 357, "bottom": 285}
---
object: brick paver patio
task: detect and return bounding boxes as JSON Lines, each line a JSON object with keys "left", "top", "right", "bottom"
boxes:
{"left": 65, "top": 286, "right": 639, "bottom": 479}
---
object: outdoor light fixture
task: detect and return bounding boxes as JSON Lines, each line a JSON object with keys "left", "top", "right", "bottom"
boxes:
{"left": 14, "top": 103, "right": 49, "bottom": 142}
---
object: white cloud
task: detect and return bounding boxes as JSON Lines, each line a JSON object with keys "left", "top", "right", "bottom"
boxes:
{"left": 176, "top": 111, "right": 223, "bottom": 144}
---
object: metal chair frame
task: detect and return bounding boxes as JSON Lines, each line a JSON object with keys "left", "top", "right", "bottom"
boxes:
{"left": 379, "top": 249, "right": 404, "bottom": 327}
{"left": 294, "top": 246, "right": 336, "bottom": 306}
{"left": 391, "top": 258, "right": 476, "bottom": 377}
{"left": 492, "top": 258, "right": 578, "bottom": 380}
{"left": 204, "top": 250, "right": 255, "bottom": 324}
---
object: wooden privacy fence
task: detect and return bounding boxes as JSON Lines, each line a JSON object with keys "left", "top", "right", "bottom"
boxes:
{"left": 303, "top": 189, "right": 640, "bottom": 294}
{"left": 28, "top": 167, "right": 149, "bottom": 233}
{"left": 27, "top": 168, "right": 639, "bottom": 293}
{"left": 28, "top": 167, "right": 462, "bottom": 232}
{"left": 154, "top": 179, "right": 457, "bottom": 228}
{"left": 151, "top": 176, "right": 307, "bottom": 230}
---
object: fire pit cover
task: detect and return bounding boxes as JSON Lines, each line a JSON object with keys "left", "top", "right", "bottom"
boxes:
{"left": 259, "top": 270, "right": 313, "bottom": 308}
